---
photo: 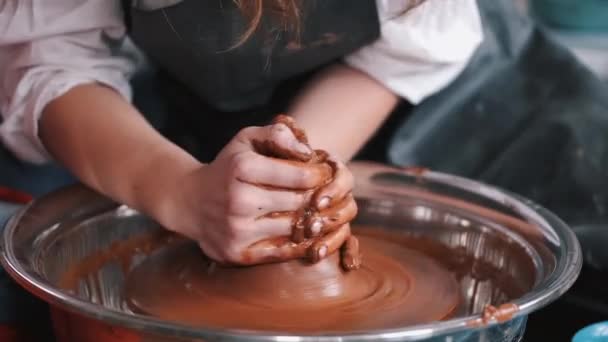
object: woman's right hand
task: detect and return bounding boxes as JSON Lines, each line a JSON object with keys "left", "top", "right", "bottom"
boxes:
{"left": 157, "top": 122, "right": 334, "bottom": 264}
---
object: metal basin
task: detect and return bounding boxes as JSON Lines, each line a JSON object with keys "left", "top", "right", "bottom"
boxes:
{"left": 0, "top": 162, "right": 582, "bottom": 341}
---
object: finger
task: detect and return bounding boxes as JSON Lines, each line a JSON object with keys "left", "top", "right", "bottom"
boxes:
{"left": 311, "top": 149, "right": 329, "bottom": 163}
{"left": 291, "top": 210, "right": 307, "bottom": 243}
{"left": 341, "top": 235, "right": 362, "bottom": 271}
{"left": 237, "top": 123, "right": 313, "bottom": 161}
{"left": 240, "top": 237, "right": 312, "bottom": 265}
{"left": 271, "top": 115, "right": 308, "bottom": 145}
{"left": 235, "top": 182, "right": 311, "bottom": 214}
{"left": 250, "top": 215, "right": 295, "bottom": 241}
{"left": 306, "top": 194, "right": 358, "bottom": 238}
{"left": 261, "top": 209, "right": 308, "bottom": 244}
{"left": 314, "top": 158, "right": 354, "bottom": 210}
{"left": 197, "top": 231, "right": 227, "bottom": 264}
{"left": 234, "top": 151, "right": 332, "bottom": 190}
{"left": 308, "top": 224, "right": 351, "bottom": 263}
{"left": 198, "top": 241, "right": 223, "bottom": 264}
{"left": 265, "top": 115, "right": 311, "bottom": 161}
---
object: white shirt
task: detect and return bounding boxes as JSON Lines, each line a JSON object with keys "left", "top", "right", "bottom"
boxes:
{"left": 0, "top": 0, "right": 483, "bottom": 164}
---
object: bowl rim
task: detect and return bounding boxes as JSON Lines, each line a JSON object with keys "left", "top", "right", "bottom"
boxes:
{"left": 0, "top": 162, "right": 582, "bottom": 341}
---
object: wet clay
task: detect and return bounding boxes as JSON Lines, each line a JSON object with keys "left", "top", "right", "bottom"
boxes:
{"left": 123, "top": 228, "right": 460, "bottom": 332}
{"left": 467, "top": 303, "right": 520, "bottom": 327}
{"left": 242, "top": 115, "right": 360, "bottom": 269}
{"left": 58, "top": 224, "right": 532, "bottom": 332}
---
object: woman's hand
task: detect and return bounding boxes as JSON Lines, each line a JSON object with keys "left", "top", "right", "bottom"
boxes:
{"left": 41, "top": 84, "right": 358, "bottom": 267}
{"left": 311, "top": 157, "right": 356, "bottom": 233}
{"left": 159, "top": 122, "right": 334, "bottom": 264}
{"left": 240, "top": 115, "right": 361, "bottom": 270}
{"left": 308, "top": 158, "right": 360, "bottom": 270}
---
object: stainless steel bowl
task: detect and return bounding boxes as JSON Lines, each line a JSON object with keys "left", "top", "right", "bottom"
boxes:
{"left": 1, "top": 162, "right": 582, "bottom": 341}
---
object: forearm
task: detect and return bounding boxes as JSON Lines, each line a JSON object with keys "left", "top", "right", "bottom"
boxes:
{"left": 40, "top": 83, "right": 200, "bottom": 216}
{"left": 289, "top": 64, "right": 399, "bottom": 161}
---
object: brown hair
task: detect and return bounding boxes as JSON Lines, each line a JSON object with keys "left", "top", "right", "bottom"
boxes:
{"left": 233, "top": 0, "right": 428, "bottom": 47}
{"left": 233, "top": 0, "right": 302, "bottom": 47}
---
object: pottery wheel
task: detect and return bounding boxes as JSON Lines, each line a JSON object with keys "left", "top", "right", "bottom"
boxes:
{"left": 125, "top": 231, "right": 461, "bottom": 332}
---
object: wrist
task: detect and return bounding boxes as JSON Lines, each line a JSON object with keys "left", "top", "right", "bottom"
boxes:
{"left": 129, "top": 145, "right": 203, "bottom": 227}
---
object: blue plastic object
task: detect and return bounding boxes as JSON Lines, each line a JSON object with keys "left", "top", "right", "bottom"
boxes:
{"left": 573, "top": 322, "right": 608, "bottom": 342}
{"left": 531, "top": 0, "right": 608, "bottom": 32}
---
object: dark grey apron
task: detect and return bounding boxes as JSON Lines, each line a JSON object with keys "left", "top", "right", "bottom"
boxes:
{"left": 125, "top": 0, "right": 608, "bottom": 265}
{"left": 126, "top": 0, "right": 379, "bottom": 161}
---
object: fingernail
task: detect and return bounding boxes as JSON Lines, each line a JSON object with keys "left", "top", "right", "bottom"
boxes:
{"left": 317, "top": 245, "right": 328, "bottom": 259}
{"left": 318, "top": 196, "right": 331, "bottom": 210}
{"left": 310, "top": 219, "right": 322, "bottom": 236}
{"left": 296, "top": 142, "right": 312, "bottom": 155}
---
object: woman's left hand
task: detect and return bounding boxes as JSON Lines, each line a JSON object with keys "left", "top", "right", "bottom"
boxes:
{"left": 241, "top": 155, "right": 360, "bottom": 269}
{"left": 314, "top": 157, "right": 354, "bottom": 213}
{"left": 297, "top": 156, "right": 357, "bottom": 240}
{"left": 238, "top": 115, "right": 361, "bottom": 269}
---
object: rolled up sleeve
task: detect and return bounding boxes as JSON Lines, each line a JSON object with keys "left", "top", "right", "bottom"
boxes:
{"left": 0, "top": 0, "right": 139, "bottom": 164}
{"left": 345, "top": 0, "right": 484, "bottom": 105}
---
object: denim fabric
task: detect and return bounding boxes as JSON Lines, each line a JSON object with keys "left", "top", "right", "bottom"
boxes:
{"left": 0, "top": 131, "right": 76, "bottom": 325}
{"left": 0, "top": 148, "right": 75, "bottom": 197}
{"left": 0, "top": 203, "right": 53, "bottom": 327}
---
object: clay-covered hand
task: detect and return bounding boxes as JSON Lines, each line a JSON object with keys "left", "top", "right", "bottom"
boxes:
{"left": 305, "top": 159, "right": 360, "bottom": 270}
{"left": 305, "top": 158, "right": 357, "bottom": 239}
{"left": 164, "top": 122, "right": 332, "bottom": 264}
{"left": 244, "top": 115, "right": 361, "bottom": 270}
{"left": 242, "top": 222, "right": 360, "bottom": 270}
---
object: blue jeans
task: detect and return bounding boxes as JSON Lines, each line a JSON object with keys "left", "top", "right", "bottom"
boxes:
{"left": 0, "top": 205, "right": 56, "bottom": 339}
{"left": 0, "top": 156, "right": 74, "bottom": 331}
{"left": 0, "top": 71, "right": 106, "bottom": 329}
{"left": 0, "top": 101, "right": 81, "bottom": 327}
